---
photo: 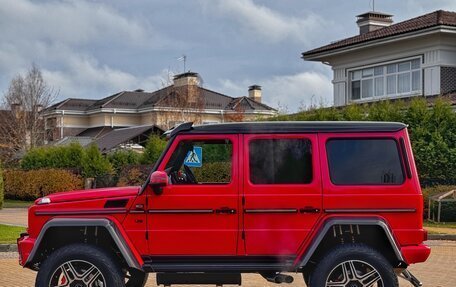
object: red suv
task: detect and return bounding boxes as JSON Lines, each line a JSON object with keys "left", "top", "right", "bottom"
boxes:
{"left": 18, "top": 122, "right": 430, "bottom": 287}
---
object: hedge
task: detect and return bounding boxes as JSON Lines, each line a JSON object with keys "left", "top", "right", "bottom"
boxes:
{"left": 4, "top": 169, "right": 83, "bottom": 201}
{"left": 273, "top": 97, "right": 456, "bottom": 183}
{"left": 192, "top": 162, "right": 231, "bottom": 183}
{"left": 0, "top": 165, "right": 4, "bottom": 209}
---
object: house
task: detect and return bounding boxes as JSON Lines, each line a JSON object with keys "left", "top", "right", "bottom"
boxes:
{"left": 42, "top": 72, "right": 277, "bottom": 148}
{"left": 302, "top": 10, "right": 456, "bottom": 106}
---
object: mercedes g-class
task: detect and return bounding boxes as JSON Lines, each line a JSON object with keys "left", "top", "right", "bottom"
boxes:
{"left": 18, "top": 122, "right": 430, "bottom": 287}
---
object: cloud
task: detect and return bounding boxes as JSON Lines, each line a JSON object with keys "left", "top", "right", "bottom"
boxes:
{"left": 199, "top": 0, "right": 328, "bottom": 46}
{"left": 0, "top": 0, "right": 154, "bottom": 47}
{"left": 217, "top": 70, "right": 333, "bottom": 113}
{"left": 0, "top": 0, "right": 169, "bottom": 101}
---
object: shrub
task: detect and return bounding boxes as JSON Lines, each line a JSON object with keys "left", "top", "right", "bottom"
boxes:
{"left": 108, "top": 150, "right": 141, "bottom": 173}
{"left": 21, "top": 142, "right": 84, "bottom": 171}
{"left": 192, "top": 162, "right": 231, "bottom": 183}
{"left": 4, "top": 169, "right": 83, "bottom": 200}
{"left": 0, "top": 164, "right": 4, "bottom": 209}
{"left": 141, "top": 134, "right": 167, "bottom": 164}
{"left": 81, "top": 144, "right": 113, "bottom": 178}
{"left": 117, "top": 165, "right": 152, "bottom": 187}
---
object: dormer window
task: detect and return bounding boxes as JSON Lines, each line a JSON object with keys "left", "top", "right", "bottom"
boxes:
{"left": 349, "top": 58, "right": 422, "bottom": 102}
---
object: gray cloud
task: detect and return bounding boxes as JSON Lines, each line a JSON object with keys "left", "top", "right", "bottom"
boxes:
{"left": 199, "top": 0, "right": 329, "bottom": 46}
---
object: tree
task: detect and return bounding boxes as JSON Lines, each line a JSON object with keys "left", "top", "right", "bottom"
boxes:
{"left": 158, "top": 73, "right": 205, "bottom": 130}
{"left": 141, "top": 134, "right": 167, "bottom": 164}
{"left": 81, "top": 144, "right": 113, "bottom": 178}
{"left": 0, "top": 64, "right": 57, "bottom": 163}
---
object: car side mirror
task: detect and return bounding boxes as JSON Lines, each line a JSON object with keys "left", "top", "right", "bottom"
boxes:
{"left": 149, "top": 171, "right": 168, "bottom": 195}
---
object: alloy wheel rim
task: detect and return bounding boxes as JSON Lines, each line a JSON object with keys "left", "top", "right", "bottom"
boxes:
{"left": 325, "top": 260, "right": 383, "bottom": 287}
{"left": 49, "top": 260, "right": 105, "bottom": 287}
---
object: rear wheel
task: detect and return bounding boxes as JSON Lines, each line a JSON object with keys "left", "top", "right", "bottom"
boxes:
{"left": 125, "top": 268, "right": 148, "bottom": 287}
{"left": 308, "top": 244, "right": 398, "bottom": 287}
{"left": 36, "top": 244, "right": 125, "bottom": 287}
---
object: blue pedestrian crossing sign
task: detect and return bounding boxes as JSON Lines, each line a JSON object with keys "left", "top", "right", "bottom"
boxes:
{"left": 184, "top": 146, "right": 202, "bottom": 167}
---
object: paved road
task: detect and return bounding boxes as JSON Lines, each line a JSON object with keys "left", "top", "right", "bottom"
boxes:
{"left": 0, "top": 208, "right": 27, "bottom": 227}
{"left": 0, "top": 240, "right": 454, "bottom": 287}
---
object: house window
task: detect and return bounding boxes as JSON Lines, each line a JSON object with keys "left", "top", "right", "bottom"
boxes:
{"left": 349, "top": 58, "right": 421, "bottom": 101}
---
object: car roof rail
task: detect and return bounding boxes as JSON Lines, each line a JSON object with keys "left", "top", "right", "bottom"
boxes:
{"left": 163, "top": 122, "right": 193, "bottom": 138}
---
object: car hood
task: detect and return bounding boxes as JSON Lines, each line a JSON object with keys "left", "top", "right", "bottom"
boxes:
{"left": 37, "top": 186, "right": 141, "bottom": 204}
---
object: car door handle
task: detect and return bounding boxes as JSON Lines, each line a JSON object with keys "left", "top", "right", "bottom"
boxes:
{"left": 130, "top": 204, "right": 146, "bottom": 214}
{"left": 216, "top": 207, "right": 236, "bottom": 214}
{"left": 300, "top": 207, "right": 320, "bottom": 213}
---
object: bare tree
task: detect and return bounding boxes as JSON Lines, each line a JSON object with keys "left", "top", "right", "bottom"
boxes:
{"left": 0, "top": 64, "right": 57, "bottom": 163}
{"left": 158, "top": 73, "right": 205, "bottom": 129}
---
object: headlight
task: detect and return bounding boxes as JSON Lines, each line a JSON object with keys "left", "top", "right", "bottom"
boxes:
{"left": 37, "top": 197, "right": 51, "bottom": 205}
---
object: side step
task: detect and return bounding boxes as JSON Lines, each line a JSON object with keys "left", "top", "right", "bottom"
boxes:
{"left": 157, "top": 273, "right": 242, "bottom": 286}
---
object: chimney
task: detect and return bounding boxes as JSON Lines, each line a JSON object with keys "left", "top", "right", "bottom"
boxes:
{"left": 248, "top": 85, "right": 262, "bottom": 103}
{"left": 173, "top": 72, "right": 200, "bottom": 87}
{"left": 173, "top": 72, "right": 201, "bottom": 104}
{"left": 356, "top": 11, "right": 393, "bottom": 35}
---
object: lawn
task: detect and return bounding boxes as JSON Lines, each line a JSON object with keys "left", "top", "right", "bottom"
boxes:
{"left": 423, "top": 220, "right": 456, "bottom": 235}
{"left": 3, "top": 199, "right": 34, "bottom": 208}
{"left": 0, "top": 224, "right": 26, "bottom": 244}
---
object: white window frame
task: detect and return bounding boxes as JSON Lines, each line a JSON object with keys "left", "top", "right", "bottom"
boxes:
{"left": 347, "top": 56, "right": 423, "bottom": 103}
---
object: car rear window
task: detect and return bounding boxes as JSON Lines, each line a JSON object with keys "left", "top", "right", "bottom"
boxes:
{"left": 249, "top": 138, "right": 312, "bottom": 184}
{"left": 326, "top": 138, "right": 404, "bottom": 185}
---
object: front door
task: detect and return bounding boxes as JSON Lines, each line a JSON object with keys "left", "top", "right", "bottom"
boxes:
{"left": 242, "top": 134, "right": 322, "bottom": 256}
{"left": 147, "top": 134, "right": 239, "bottom": 255}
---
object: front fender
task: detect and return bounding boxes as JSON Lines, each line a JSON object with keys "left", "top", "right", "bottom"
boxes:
{"left": 22, "top": 217, "right": 143, "bottom": 270}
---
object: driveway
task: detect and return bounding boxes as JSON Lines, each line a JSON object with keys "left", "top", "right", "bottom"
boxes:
{"left": 0, "top": 240, "right": 454, "bottom": 287}
{"left": 0, "top": 208, "right": 27, "bottom": 227}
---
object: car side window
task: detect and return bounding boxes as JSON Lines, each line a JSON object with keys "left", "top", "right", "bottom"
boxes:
{"left": 249, "top": 138, "right": 313, "bottom": 184}
{"left": 165, "top": 139, "right": 232, "bottom": 185}
{"left": 326, "top": 138, "right": 404, "bottom": 185}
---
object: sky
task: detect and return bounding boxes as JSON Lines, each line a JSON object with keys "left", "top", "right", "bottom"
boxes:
{"left": 1, "top": 0, "right": 455, "bottom": 112}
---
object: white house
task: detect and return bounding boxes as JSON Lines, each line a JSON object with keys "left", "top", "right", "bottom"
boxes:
{"left": 302, "top": 10, "right": 456, "bottom": 106}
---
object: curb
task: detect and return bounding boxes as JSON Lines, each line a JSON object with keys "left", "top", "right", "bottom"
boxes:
{"left": 0, "top": 244, "right": 17, "bottom": 252}
{"left": 428, "top": 234, "right": 456, "bottom": 241}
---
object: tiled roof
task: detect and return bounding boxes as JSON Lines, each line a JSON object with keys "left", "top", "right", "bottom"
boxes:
{"left": 94, "top": 125, "right": 161, "bottom": 152}
{"left": 46, "top": 98, "right": 97, "bottom": 111}
{"left": 303, "top": 10, "right": 456, "bottom": 57}
{"left": 54, "top": 136, "right": 93, "bottom": 147}
{"left": 77, "top": 126, "right": 114, "bottom": 138}
{"left": 45, "top": 85, "right": 276, "bottom": 113}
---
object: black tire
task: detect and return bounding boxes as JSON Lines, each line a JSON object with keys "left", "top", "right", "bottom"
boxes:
{"left": 35, "top": 243, "right": 125, "bottom": 287}
{"left": 126, "top": 269, "right": 148, "bottom": 287}
{"left": 308, "top": 244, "right": 398, "bottom": 287}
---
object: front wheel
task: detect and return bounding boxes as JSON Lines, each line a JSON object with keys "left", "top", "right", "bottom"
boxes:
{"left": 36, "top": 244, "right": 125, "bottom": 287}
{"left": 308, "top": 244, "right": 398, "bottom": 287}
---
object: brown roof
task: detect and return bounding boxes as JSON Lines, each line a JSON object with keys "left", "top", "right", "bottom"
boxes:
{"left": 303, "top": 10, "right": 456, "bottom": 57}
{"left": 45, "top": 85, "right": 276, "bottom": 113}
{"left": 95, "top": 125, "right": 162, "bottom": 152}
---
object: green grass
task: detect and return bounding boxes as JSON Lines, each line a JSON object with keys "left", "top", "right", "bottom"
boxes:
{"left": 424, "top": 221, "right": 456, "bottom": 229}
{"left": 3, "top": 199, "right": 34, "bottom": 208}
{"left": 0, "top": 224, "right": 26, "bottom": 244}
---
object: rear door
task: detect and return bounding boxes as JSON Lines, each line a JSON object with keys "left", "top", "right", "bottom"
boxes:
{"left": 146, "top": 134, "right": 239, "bottom": 255}
{"left": 242, "top": 134, "right": 322, "bottom": 256}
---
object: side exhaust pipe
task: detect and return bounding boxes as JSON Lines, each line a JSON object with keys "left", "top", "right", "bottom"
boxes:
{"left": 260, "top": 272, "right": 294, "bottom": 284}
